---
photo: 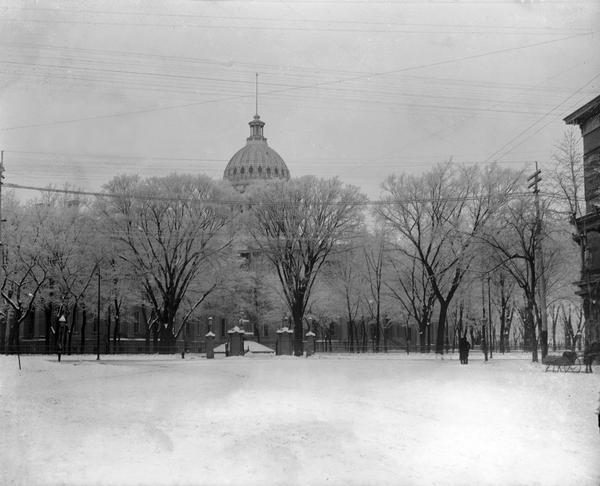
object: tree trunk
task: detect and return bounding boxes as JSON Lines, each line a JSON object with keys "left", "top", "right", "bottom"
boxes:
{"left": 80, "top": 308, "right": 87, "bottom": 354}
{"left": 292, "top": 311, "right": 304, "bottom": 356}
{"left": 159, "top": 322, "right": 176, "bottom": 354}
{"left": 254, "top": 321, "right": 260, "bottom": 343}
{"left": 152, "top": 321, "right": 159, "bottom": 353}
{"left": 499, "top": 288, "right": 507, "bottom": 354}
{"left": 348, "top": 319, "right": 354, "bottom": 352}
{"left": 141, "top": 306, "right": 151, "bottom": 354}
{"left": 383, "top": 326, "right": 388, "bottom": 353}
{"left": 145, "top": 323, "right": 151, "bottom": 354}
{"left": 7, "top": 309, "right": 20, "bottom": 355}
{"left": 0, "top": 312, "right": 6, "bottom": 354}
{"left": 419, "top": 320, "right": 427, "bottom": 353}
{"left": 106, "top": 307, "right": 111, "bottom": 354}
{"left": 360, "top": 317, "right": 367, "bottom": 353}
{"left": 435, "top": 303, "right": 449, "bottom": 354}
{"left": 528, "top": 302, "right": 538, "bottom": 362}
{"left": 44, "top": 303, "right": 53, "bottom": 354}
{"left": 540, "top": 329, "right": 548, "bottom": 360}
{"left": 68, "top": 304, "right": 77, "bottom": 355}
{"left": 113, "top": 301, "right": 120, "bottom": 354}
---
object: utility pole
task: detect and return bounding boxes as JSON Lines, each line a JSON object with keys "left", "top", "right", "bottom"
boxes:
{"left": 0, "top": 151, "right": 10, "bottom": 366}
{"left": 0, "top": 151, "right": 3, "bottom": 258}
{"left": 96, "top": 270, "right": 101, "bottom": 361}
{"left": 488, "top": 275, "right": 493, "bottom": 359}
{"left": 481, "top": 276, "right": 488, "bottom": 362}
{"left": 0, "top": 151, "right": 4, "bottom": 271}
{"left": 528, "top": 162, "right": 548, "bottom": 359}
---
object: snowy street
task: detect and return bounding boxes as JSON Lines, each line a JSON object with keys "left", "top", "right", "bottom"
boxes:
{"left": 1, "top": 353, "right": 599, "bottom": 486}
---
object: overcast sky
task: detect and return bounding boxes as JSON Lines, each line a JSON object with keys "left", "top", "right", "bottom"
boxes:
{"left": 1, "top": 0, "right": 599, "bottom": 200}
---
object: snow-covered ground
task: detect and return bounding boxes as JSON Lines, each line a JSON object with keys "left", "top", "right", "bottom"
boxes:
{"left": 1, "top": 352, "right": 599, "bottom": 486}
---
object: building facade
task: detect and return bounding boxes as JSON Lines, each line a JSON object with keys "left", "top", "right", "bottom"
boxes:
{"left": 565, "top": 94, "right": 600, "bottom": 344}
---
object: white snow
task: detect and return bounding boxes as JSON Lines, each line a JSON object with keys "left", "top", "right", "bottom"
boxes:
{"left": 213, "top": 340, "right": 275, "bottom": 354}
{"left": 1, "top": 353, "right": 599, "bottom": 486}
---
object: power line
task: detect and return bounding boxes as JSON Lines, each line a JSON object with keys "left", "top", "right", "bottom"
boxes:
{"left": 2, "top": 31, "right": 592, "bottom": 132}
{"left": 3, "top": 41, "right": 594, "bottom": 96}
{"left": 5, "top": 49, "right": 574, "bottom": 109}
{"left": 3, "top": 181, "right": 561, "bottom": 206}
{"left": 0, "top": 15, "right": 586, "bottom": 35}
{"left": 1, "top": 6, "right": 589, "bottom": 33}
{"left": 3, "top": 66, "right": 569, "bottom": 119}
{"left": 4, "top": 150, "right": 225, "bottom": 162}
{"left": 484, "top": 71, "right": 600, "bottom": 163}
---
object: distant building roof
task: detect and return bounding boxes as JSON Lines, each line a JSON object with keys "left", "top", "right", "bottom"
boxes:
{"left": 564, "top": 95, "right": 600, "bottom": 126}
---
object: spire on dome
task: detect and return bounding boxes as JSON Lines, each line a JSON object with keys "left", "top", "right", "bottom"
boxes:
{"left": 248, "top": 75, "right": 266, "bottom": 142}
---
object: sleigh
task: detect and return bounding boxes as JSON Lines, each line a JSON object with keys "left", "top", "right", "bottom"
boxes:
{"left": 543, "top": 351, "right": 582, "bottom": 373}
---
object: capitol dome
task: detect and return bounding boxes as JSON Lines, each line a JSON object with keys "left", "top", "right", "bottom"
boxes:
{"left": 223, "top": 113, "right": 290, "bottom": 189}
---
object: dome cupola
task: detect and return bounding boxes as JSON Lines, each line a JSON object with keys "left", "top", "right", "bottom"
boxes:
{"left": 223, "top": 112, "right": 290, "bottom": 189}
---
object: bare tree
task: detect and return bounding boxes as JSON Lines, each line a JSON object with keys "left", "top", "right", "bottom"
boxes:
{"left": 481, "top": 194, "right": 566, "bottom": 361}
{"left": 100, "top": 174, "right": 237, "bottom": 353}
{"left": 248, "top": 176, "right": 366, "bottom": 356}
{"left": 385, "top": 252, "right": 436, "bottom": 353}
{"left": 379, "top": 162, "right": 518, "bottom": 354}
{"left": 324, "top": 241, "right": 366, "bottom": 353}
{"left": 0, "top": 197, "right": 48, "bottom": 354}
{"left": 562, "top": 302, "right": 584, "bottom": 351}
{"left": 551, "top": 128, "right": 584, "bottom": 223}
{"left": 491, "top": 272, "right": 516, "bottom": 354}
{"left": 363, "top": 230, "right": 387, "bottom": 352}
{"left": 37, "top": 195, "right": 100, "bottom": 355}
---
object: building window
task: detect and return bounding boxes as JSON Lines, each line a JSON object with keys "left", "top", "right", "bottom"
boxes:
{"left": 241, "top": 167, "right": 245, "bottom": 175}
{"left": 249, "top": 166, "right": 253, "bottom": 174}
{"left": 267, "top": 167, "right": 271, "bottom": 176}
{"left": 258, "top": 166, "right": 262, "bottom": 174}
{"left": 233, "top": 167, "right": 237, "bottom": 175}
{"left": 274, "top": 167, "right": 279, "bottom": 176}
{"left": 221, "top": 318, "right": 226, "bottom": 337}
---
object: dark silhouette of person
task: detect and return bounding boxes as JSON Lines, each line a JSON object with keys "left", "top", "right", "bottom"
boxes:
{"left": 597, "top": 391, "right": 600, "bottom": 433}
{"left": 459, "top": 337, "right": 471, "bottom": 364}
{"left": 584, "top": 341, "right": 600, "bottom": 373}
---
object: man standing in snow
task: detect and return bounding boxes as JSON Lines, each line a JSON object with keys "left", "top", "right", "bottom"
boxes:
{"left": 459, "top": 337, "right": 470, "bottom": 364}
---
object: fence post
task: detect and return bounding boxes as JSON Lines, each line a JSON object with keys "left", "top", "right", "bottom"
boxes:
{"left": 305, "top": 331, "right": 316, "bottom": 357}
{"left": 205, "top": 331, "right": 215, "bottom": 359}
{"left": 276, "top": 327, "right": 294, "bottom": 356}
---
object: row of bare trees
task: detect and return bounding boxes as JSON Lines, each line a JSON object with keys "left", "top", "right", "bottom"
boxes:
{"left": 0, "top": 130, "right": 585, "bottom": 359}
